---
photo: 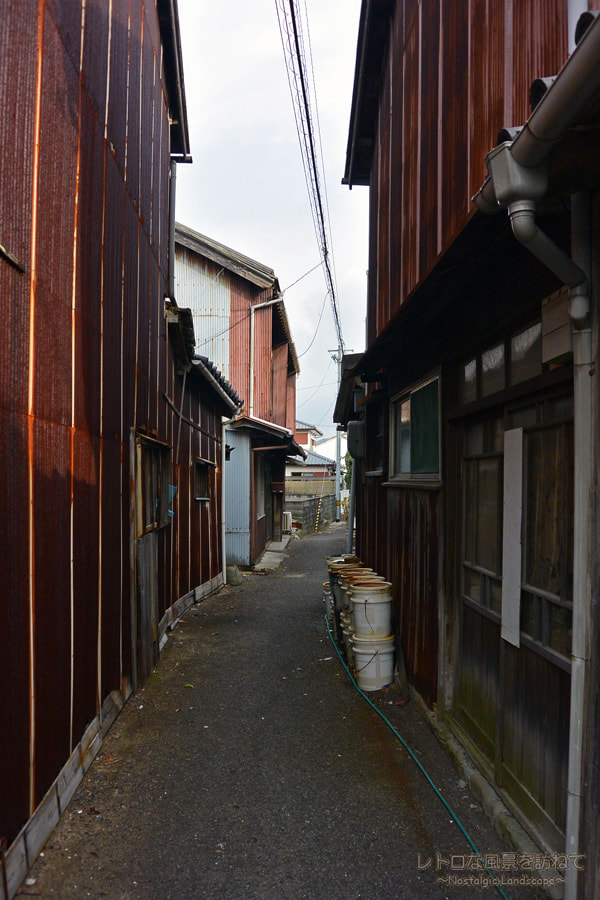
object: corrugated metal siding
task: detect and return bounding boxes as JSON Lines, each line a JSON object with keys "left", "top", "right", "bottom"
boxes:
{"left": 229, "top": 281, "right": 252, "bottom": 401}
{"left": 401, "top": 9, "right": 419, "bottom": 303}
{"left": 272, "top": 344, "right": 288, "bottom": 424}
{"left": 369, "top": 0, "right": 572, "bottom": 339}
{"left": 253, "top": 303, "right": 273, "bottom": 421}
{"left": 225, "top": 429, "right": 251, "bottom": 565}
{"left": 286, "top": 374, "right": 296, "bottom": 432}
{"left": 0, "top": 0, "right": 227, "bottom": 853}
{"left": 175, "top": 247, "right": 232, "bottom": 378}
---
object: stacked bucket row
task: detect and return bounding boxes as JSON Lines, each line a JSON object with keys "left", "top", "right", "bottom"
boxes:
{"left": 324, "top": 555, "right": 395, "bottom": 692}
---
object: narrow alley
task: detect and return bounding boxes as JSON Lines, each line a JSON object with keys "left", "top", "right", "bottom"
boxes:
{"left": 24, "top": 526, "right": 548, "bottom": 900}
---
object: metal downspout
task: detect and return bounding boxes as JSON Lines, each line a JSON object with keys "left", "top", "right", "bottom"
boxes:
{"left": 503, "top": 194, "right": 591, "bottom": 900}
{"left": 564, "top": 190, "right": 592, "bottom": 900}
{"left": 346, "top": 457, "right": 356, "bottom": 554}
{"left": 565, "top": 9, "right": 590, "bottom": 897}
{"left": 168, "top": 160, "right": 177, "bottom": 299}
{"left": 221, "top": 418, "right": 227, "bottom": 586}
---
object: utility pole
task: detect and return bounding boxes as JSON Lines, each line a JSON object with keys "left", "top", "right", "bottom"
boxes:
{"left": 329, "top": 348, "right": 343, "bottom": 522}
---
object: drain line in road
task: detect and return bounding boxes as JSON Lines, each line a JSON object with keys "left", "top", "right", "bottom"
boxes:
{"left": 324, "top": 615, "right": 511, "bottom": 900}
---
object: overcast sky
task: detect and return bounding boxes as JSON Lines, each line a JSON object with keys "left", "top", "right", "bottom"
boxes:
{"left": 175, "top": 0, "right": 369, "bottom": 441}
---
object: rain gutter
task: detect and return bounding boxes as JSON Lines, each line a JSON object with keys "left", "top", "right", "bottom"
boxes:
{"left": 473, "top": 12, "right": 599, "bottom": 898}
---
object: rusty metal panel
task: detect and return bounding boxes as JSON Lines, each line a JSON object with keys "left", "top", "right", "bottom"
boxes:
{"left": 511, "top": 0, "right": 567, "bottom": 129}
{"left": 0, "top": 265, "right": 30, "bottom": 417}
{"left": 378, "top": 52, "right": 392, "bottom": 326}
{"left": 137, "top": 244, "right": 150, "bottom": 429}
{"left": 75, "top": 100, "right": 104, "bottom": 436}
{"left": 0, "top": 4, "right": 36, "bottom": 331}
{"left": 0, "top": 0, "right": 192, "bottom": 853}
{"left": 272, "top": 343, "right": 288, "bottom": 424}
{"left": 151, "top": 53, "right": 164, "bottom": 256}
{"left": 108, "top": 0, "right": 130, "bottom": 177}
{"left": 0, "top": 408, "right": 31, "bottom": 841}
{"left": 82, "top": 0, "right": 109, "bottom": 119}
{"left": 367, "top": 148, "right": 380, "bottom": 347}
{"left": 102, "top": 156, "right": 125, "bottom": 440}
{"left": 440, "top": 2, "right": 470, "bottom": 252}
{"left": 46, "top": 0, "right": 83, "bottom": 81}
{"left": 139, "top": 27, "right": 154, "bottom": 236}
{"left": 72, "top": 429, "right": 100, "bottom": 742}
{"left": 101, "top": 437, "right": 123, "bottom": 694}
{"left": 419, "top": 0, "right": 440, "bottom": 272}
{"left": 389, "top": 5, "right": 404, "bottom": 324}
{"left": 33, "top": 14, "right": 78, "bottom": 427}
{"left": 401, "top": 11, "right": 419, "bottom": 301}
{"left": 253, "top": 303, "right": 273, "bottom": 421}
{"left": 176, "top": 246, "right": 232, "bottom": 378}
{"left": 127, "top": 0, "right": 143, "bottom": 214}
{"left": 33, "top": 418, "right": 72, "bottom": 806}
{"left": 229, "top": 282, "right": 252, "bottom": 401}
{"left": 123, "top": 203, "right": 140, "bottom": 430}
{"left": 286, "top": 374, "right": 296, "bottom": 432}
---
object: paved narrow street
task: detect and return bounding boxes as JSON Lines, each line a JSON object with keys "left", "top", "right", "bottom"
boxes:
{"left": 25, "top": 525, "right": 547, "bottom": 900}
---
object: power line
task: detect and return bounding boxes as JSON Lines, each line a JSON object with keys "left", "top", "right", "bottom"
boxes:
{"left": 275, "top": 0, "right": 344, "bottom": 353}
{"left": 298, "top": 291, "right": 328, "bottom": 358}
{"left": 296, "top": 357, "right": 333, "bottom": 410}
{"left": 282, "top": 260, "right": 322, "bottom": 292}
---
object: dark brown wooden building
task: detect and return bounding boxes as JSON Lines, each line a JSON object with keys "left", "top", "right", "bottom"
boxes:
{"left": 337, "top": 2, "right": 600, "bottom": 895}
{"left": 0, "top": 3, "right": 239, "bottom": 895}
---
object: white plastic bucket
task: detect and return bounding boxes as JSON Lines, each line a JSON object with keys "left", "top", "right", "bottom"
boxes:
{"left": 322, "top": 582, "right": 333, "bottom": 618}
{"left": 329, "top": 563, "right": 364, "bottom": 611}
{"left": 352, "top": 634, "right": 395, "bottom": 691}
{"left": 350, "top": 582, "right": 393, "bottom": 638}
{"left": 339, "top": 567, "right": 373, "bottom": 609}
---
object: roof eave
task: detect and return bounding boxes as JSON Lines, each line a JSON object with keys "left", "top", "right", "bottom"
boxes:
{"left": 157, "top": 0, "right": 191, "bottom": 161}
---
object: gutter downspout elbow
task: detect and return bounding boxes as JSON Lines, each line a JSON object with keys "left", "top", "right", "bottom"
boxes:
{"left": 507, "top": 200, "right": 589, "bottom": 314}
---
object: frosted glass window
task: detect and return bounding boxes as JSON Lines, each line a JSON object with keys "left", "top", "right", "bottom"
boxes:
{"left": 481, "top": 343, "right": 505, "bottom": 396}
{"left": 511, "top": 322, "right": 542, "bottom": 385}
{"left": 460, "top": 359, "right": 477, "bottom": 404}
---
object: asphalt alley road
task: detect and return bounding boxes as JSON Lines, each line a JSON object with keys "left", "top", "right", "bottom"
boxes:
{"left": 24, "top": 524, "right": 546, "bottom": 900}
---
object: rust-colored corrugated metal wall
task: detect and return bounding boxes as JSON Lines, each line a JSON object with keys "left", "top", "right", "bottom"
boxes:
{"left": 368, "top": 0, "right": 574, "bottom": 339}
{"left": 286, "top": 373, "right": 297, "bottom": 432}
{"left": 271, "top": 343, "right": 288, "bottom": 424}
{"left": 0, "top": 0, "right": 208, "bottom": 850}
{"left": 253, "top": 303, "right": 273, "bottom": 421}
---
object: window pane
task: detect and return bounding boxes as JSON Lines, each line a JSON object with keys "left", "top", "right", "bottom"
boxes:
{"left": 524, "top": 425, "right": 573, "bottom": 598}
{"left": 489, "top": 580, "right": 502, "bottom": 614}
{"left": 464, "top": 460, "right": 477, "bottom": 564}
{"left": 411, "top": 380, "right": 439, "bottom": 473}
{"left": 474, "top": 457, "right": 501, "bottom": 573}
{"left": 399, "top": 399, "right": 411, "bottom": 472}
{"left": 466, "top": 422, "right": 483, "bottom": 456}
{"left": 464, "top": 568, "right": 481, "bottom": 604}
{"left": 549, "top": 603, "right": 572, "bottom": 656}
{"left": 521, "top": 591, "right": 538, "bottom": 639}
{"left": 460, "top": 359, "right": 477, "bottom": 404}
{"left": 481, "top": 343, "right": 505, "bottom": 396}
{"left": 510, "top": 322, "right": 542, "bottom": 385}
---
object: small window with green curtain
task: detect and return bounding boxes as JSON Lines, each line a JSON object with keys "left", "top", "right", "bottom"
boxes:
{"left": 390, "top": 375, "right": 440, "bottom": 481}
